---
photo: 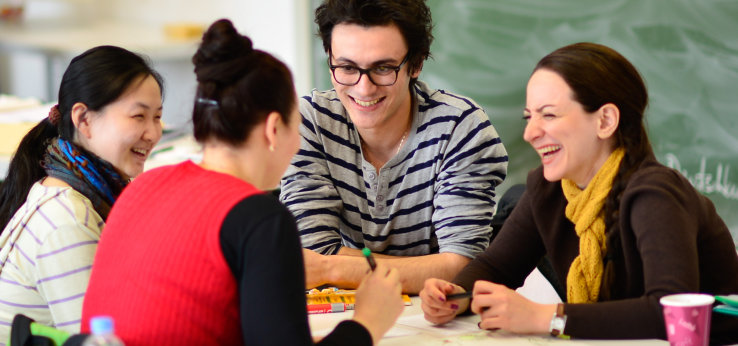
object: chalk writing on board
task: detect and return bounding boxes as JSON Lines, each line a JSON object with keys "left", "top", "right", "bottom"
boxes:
{"left": 664, "top": 153, "right": 738, "bottom": 200}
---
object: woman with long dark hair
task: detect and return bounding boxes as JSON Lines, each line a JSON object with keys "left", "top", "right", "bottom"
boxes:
{"left": 0, "top": 45, "right": 163, "bottom": 338}
{"left": 420, "top": 42, "right": 738, "bottom": 343}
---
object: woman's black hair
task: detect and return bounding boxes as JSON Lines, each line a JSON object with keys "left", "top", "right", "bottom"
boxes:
{"left": 534, "top": 42, "right": 652, "bottom": 299}
{"left": 191, "top": 19, "right": 296, "bottom": 146}
{"left": 0, "top": 45, "right": 164, "bottom": 230}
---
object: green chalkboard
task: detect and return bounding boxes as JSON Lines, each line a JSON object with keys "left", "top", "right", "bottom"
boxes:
{"left": 310, "top": 0, "right": 738, "bottom": 244}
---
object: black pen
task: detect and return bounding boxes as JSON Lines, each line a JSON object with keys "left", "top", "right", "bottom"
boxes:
{"left": 446, "top": 291, "right": 472, "bottom": 300}
{"left": 362, "top": 247, "right": 377, "bottom": 271}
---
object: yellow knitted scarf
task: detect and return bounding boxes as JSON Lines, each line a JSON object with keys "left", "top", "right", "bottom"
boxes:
{"left": 561, "top": 147, "right": 624, "bottom": 303}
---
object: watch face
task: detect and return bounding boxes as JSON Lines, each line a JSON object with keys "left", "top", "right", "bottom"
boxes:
{"left": 551, "top": 315, "right": 566, "bottom": 336}
{"left": 552, "top": 316, "right": 565, "bottom": 329}
{"left": 550, "top": 304, "right": 567, "bottom": 336}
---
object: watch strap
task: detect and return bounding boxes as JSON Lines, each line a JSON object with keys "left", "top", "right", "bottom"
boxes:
{"left": 549, "top": 303, "right": 568, "bottom": 337}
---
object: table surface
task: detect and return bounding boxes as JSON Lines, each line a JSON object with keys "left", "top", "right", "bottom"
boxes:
{"left": 308, "top": 296, "right": 668, "bottom": 345}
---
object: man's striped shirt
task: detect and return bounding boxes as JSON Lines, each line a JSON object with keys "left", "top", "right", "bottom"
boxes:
{"left": 280, "top": 81, "right": 508, "bottom": 258}
{"left": 0, "top": 182, "right": 103, "bottom": 344}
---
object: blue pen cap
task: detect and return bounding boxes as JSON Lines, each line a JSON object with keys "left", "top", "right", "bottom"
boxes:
{"left": 90, "top": 316, "right": 115, "bottom": 335}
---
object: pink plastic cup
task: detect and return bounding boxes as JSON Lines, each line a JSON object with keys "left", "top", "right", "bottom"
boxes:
{"left": 660, "top": 293, "right": 714, "bottom": 346}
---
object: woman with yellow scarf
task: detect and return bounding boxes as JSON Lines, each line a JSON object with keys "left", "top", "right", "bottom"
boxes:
{"left": 419, "top": 42, "right": 738, "bottom": 343}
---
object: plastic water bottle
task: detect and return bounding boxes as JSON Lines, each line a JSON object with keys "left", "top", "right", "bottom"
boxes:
{"left": 82, "top": 316, "right": 124, "bottom": 346}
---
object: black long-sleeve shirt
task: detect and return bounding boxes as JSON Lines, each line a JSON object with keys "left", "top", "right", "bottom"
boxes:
{"left": 220, "top": 194, "right": 372, "bottom": 346}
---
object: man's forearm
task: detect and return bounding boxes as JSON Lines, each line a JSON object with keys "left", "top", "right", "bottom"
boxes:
{"left": 327, "top": 248, "right": 471, "bottom": 294}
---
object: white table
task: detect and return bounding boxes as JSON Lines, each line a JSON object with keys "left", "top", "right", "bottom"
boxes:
{"left": 309, "top": 296, "right": 668, "bottom": 345}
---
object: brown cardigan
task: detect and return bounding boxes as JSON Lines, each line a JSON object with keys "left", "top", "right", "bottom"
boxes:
{"left": 454, "top": 156, "right": 738, "bottom": 343}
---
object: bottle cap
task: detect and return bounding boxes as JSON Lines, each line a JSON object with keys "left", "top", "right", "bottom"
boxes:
{"left": 90, "top": 316, "right": 114, "bottom": 335}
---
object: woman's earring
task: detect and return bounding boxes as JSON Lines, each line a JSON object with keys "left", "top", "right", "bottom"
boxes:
{"left": 269, "top": 144, "right": 275, "bottom": 152}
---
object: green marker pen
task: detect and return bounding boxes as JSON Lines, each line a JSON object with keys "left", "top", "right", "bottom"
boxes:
{"left": 362, "top": 247, "right": 377, "bottom": 271}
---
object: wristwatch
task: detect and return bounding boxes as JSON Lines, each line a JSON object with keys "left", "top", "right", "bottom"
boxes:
{"left": 549, "top": 303, "right": 567, "bottom": 337}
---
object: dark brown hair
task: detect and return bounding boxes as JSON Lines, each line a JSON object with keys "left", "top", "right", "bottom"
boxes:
{"left": 192, "top": 19, "right": 296, "bottom": 145}
{"left": 315, "top": 0, "right": 433, "bottom": 84}
{"left": 534, "top": 42, "right": 653, "bottom": 300}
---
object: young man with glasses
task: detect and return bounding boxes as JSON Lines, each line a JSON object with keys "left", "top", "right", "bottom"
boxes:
{"left": 280, "top": 0, "right": 508, "bottom": 293}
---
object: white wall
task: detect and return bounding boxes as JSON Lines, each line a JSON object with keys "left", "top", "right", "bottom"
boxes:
{"left": 101, "top": 0, "right": 313, "bottom": 95}
{"left": 0, "top": 0, "right": 312, "bottom": 126}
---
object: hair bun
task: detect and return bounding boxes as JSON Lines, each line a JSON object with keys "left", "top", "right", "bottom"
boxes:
{"left": 193, "top": 19, "right": 254, "bottom": 85}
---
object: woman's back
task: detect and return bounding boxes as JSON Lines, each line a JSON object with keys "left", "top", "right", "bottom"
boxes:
{"left": 81, "top": 161, "right": 262, "bottom": 345}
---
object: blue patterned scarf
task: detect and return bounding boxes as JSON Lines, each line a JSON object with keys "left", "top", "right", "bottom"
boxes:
{"left": 43, "top": 138, "right": 128, "bottom": 220}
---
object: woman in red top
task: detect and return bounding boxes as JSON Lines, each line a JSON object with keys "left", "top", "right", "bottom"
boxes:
{"left": 82, "top": 19, "right": 404, "bottom": 345}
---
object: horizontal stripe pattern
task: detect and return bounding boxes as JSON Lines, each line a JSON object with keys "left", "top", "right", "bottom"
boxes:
{"left": 281, "top": 81, "right": 508, "bottom": 257}
{"left": 37, "top": 265, "right": 93, "bottom": 284}
{"left": 37, "top": 240, "right": 97, "bottom": 259}
{"left": 0, "top": 182, "right": 103, "bottom": 341}
{"left": 0, "top": 277, "right": 37, "bottom": 291}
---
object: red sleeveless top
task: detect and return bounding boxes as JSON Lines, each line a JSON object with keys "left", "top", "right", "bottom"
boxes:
{"left": 82, "top": 161, "right": 261, "bottom": 345}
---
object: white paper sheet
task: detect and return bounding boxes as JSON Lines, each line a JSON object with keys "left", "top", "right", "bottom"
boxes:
{"left": 312, "top": 324, "right": 419, "bottom": 339}
{"left": 396, "top": 314, "right": 480, "bottom": 336}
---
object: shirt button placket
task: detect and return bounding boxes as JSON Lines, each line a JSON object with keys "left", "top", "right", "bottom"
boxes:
{"left": 375, "top": 172, "right": 386, "bottom": 214}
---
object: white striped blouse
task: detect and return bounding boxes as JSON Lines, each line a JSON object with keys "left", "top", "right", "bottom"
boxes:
{"left": 0, "top": 182, "right": 103, "bottom": 344}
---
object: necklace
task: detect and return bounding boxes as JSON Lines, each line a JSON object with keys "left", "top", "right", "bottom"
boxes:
{"left": 395, "top": 130, "right": 408, "bottom": 156}
{"left": 361, "top": 129, "right": 409, "bottom": 168}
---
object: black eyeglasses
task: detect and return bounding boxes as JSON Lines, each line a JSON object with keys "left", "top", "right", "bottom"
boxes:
{"left": 328, "top": 54, "right": 408, "bottom": 86}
